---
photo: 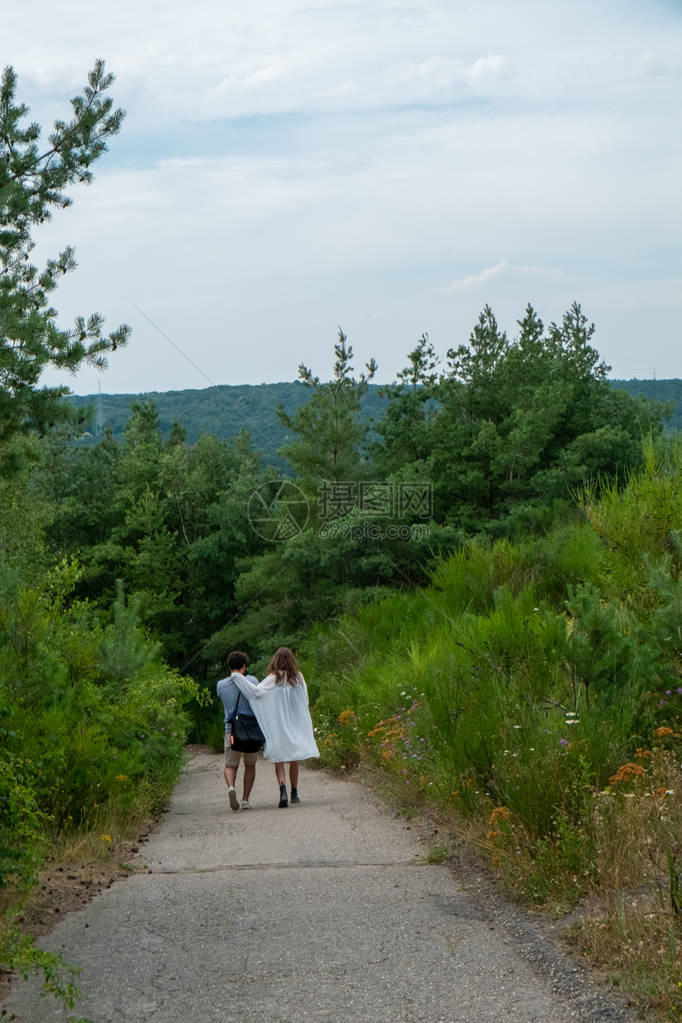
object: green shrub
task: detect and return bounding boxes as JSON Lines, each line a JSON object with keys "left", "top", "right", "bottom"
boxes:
{"left": 306, "top": 439, "right": 682, "bottom": 907}
{"left": 0, "top": 738, "right": 47, "bottom": 890}
{"left": 0, "top": 565, "right": 199, "bottom": 899}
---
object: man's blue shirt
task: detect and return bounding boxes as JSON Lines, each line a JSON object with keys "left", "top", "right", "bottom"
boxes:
{"left": 216, "top": 672, "right": 259, "bottom": 726}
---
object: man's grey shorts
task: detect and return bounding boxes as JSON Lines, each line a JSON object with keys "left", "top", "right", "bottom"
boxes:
{"left": 224, "top": 730, "right": 260, "bottom": 767}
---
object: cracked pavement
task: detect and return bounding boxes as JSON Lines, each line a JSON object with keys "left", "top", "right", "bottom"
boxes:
{"left": 4, "top": 752, "right": 637, "bottom": 1022}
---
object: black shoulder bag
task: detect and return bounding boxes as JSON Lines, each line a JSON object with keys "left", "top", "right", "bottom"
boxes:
{"left": 230, "top": 691, "right": 265, "bottom": 753}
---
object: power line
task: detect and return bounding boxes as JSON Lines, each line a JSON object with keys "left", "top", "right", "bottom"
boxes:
{"left": 126, "top": 297, "right": 217, "bottom": 388}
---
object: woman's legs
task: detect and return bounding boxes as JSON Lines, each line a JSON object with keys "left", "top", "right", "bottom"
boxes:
{"left": 275, "top": 762, "right": 288, "bottom": 807}
{"left": 274, "top": 762, "right": 301, "bottom": 806}
{"left": 289, "top": 762, "right": 300, "bottom": 803}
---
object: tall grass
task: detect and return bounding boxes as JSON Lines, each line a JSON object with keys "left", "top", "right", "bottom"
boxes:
{"left": 306, "top": 438, "right": 682, "bottom": 1014}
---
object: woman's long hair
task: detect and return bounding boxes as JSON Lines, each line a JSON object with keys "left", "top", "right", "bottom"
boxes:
{"left": 268, "top": 647, "right": 299, "bottom": 686}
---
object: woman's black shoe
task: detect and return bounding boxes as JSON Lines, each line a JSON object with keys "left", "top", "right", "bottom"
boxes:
{"left": 278, "top": 784, "right": 288, "bottom": 808}
{"left": 291, "top": 788, "right": 300, "bottom": 804}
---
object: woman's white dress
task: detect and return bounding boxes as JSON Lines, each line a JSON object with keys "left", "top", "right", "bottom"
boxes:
{"left": 232, "top": 672, "right": 320, "bottom": 763}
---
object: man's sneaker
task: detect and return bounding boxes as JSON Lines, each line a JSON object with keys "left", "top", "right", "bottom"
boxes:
{"left": 240, "top": 799, "right": 251, "bottom": 810}
{"left": 278, "top": 784, "right": 288, "bottom": 808}
{"left": 228, "top": 786, "right": 240, "bottom": 812}
{"left": 290, "top": 788, "right": 300, "bottom": 804}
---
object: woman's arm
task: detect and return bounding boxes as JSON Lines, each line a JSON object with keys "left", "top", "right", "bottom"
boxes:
{"left": 232, "top": 674, "right": 262, "bottom": 700}
{"left": 233, "top": 673, "right": 277, "bottom": 700}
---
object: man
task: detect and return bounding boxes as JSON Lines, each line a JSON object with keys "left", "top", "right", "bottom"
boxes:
{"left": 216, "top": 650, "right": 261, "bottom": 811}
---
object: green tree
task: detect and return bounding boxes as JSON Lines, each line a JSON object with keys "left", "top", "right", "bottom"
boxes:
{"left": 215, "top": 332, "right": 380, "bottom": 657}
{"left": 278, "top": 328, "right": 377, "bottom": 488}
{"left": 211, "top": 332, "right": 459, "bottom": 661}
{"left": 36, "top": 424, "right": 120, "bottom": 557}
{"left": 39, "top": 400, "right": 268, "bottom": 670}
{"left": 0, "top": 60, "right": 129, "bottom": 464}
{"left": 374, "top": 333, "right": 439, "bottom": 475}
{"left": 421, "top": 302, "right": 666, "bottom": 531}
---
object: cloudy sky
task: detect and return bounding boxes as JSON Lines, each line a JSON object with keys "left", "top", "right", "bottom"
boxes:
{"left": 5, "top": 0, "right": 682, "bottom": 393}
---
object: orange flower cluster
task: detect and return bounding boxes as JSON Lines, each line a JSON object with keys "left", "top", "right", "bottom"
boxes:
{"left": 487, "top": 806, "right": 513, "bottom": 847}
{"left": 382, "top": 726, "right": 407, "bottom": 742}
{"left": 368, "top": 714, "right": 406, "bottom": 743}
{"left": 656, "top": 726, "right": 675, "bottom": 738}
{"left": 634, "top": 748, "right": 652, "bottom": 760}
{"left": 368, "top": 713, "right": 408, "bottom": 767}
{"left": 608, "top": 762, "right": 646, "bottom": 787}
{"left": 338, "top": 709, "right": 357, "bottom": 726}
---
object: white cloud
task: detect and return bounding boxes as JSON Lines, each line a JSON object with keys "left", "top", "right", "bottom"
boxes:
{"left": 399, "top": 52, "right": 509, "bottom": 94}
{"left": 467, "top": 52, "right": 509, "bottom": 81}
{"left": 612, "top": 49, "right": 680, "bottom": 78}
{"left": 446, "top": 261, "right": 559, "bottom": 293}
{"left": 4, "top": 0, "right": 680, "bottom": 390}
{"left": 7, "top": 0, "right": 677, "bottom": 127}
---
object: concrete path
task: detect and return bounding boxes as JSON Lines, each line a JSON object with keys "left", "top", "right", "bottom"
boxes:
{"left": 5, "top": 753, "right": 635, "bottom": 1022}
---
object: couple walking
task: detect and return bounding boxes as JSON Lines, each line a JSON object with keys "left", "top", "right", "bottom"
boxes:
{"left": 216, "top": 647, "right": 319, "bottom": 810}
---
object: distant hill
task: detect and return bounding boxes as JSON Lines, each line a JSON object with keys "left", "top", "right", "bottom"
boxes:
{"left": 68, "top": 378, "right": 681, "bottom": 469}
{"left": 68, "top": 381, "right": 388, "bottom": 469}
{"left": 610, "top": 379, "right": 682, "bottom": 432}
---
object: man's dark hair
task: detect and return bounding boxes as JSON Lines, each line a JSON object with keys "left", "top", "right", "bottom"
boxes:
{"left": 227, "top": 650, "right": 249, "bottom": 671}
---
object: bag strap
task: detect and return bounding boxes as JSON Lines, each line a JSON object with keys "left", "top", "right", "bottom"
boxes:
{"left": 233, "top": 688, "right": 242, "bottom": 718}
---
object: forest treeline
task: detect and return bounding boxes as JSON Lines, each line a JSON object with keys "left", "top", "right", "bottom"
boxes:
{"left": 67, "top": 382, "right": 386, "bottom": 470}
{"left": 67, "top": 376, "right": 682, "bottom": 469}
{"left": 26, "top": 306, "right": 667, "bottom": 694}
{"left": 2, "top": 60, "right": 681, "bottom": 1017}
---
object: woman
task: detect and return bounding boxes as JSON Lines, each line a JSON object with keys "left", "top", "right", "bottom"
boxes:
{"left": 232, "top": 647, "right": 319, "bottom": 807}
